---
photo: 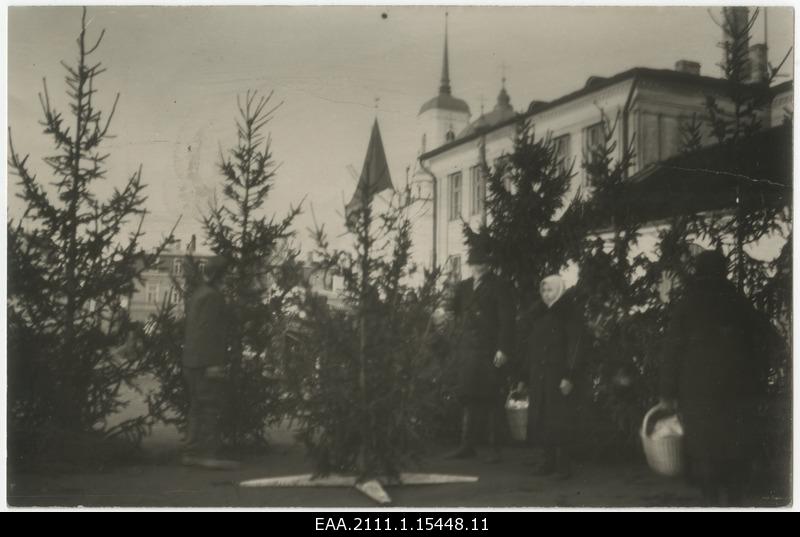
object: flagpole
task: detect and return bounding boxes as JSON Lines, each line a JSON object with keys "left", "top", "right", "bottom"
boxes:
{"left": 345, "top": 116, "right": 393, "bottom": 477}
{"left": 357, "top": 178, "right": 372, "bottom": 478}
{"left": 356, "top": 98, "right": 381, "bottom": 477}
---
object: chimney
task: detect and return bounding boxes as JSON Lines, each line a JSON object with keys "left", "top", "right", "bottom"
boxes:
{"left": 748, "top": 43, "right": 768, "bottom": 83}
{"left": 721, "top": 6, "right": 751, "bottom": 75}
{"left": 675, "top": 60, "right": 701, "bottom": 76}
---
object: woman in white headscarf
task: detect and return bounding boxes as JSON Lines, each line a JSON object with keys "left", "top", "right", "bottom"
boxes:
{"left": 519, "top": 274, "right": 583, "bottom": 479}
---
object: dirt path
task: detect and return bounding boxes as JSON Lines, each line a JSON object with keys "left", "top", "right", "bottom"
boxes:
{"left": 11, "top": 384, "right": 786, "bottom": 508}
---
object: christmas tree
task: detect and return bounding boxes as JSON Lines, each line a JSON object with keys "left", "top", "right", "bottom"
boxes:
{"left": 145, "top": 91, "right": 303, "bottom": 449}
{"left": 283, "top": 120, "right": 447, "bottom": 480}
{"left": 466, "top": 119, "right": 578, "bottom": 300}
{"left": 7, "top": 8, "right": 175, "bottom": 458}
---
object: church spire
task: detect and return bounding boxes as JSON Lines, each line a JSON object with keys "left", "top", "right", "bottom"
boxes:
{"left": 439, "top": 12, "right": 451, "bottom": 95}
{"left": 418, "top": 11, "right": 469, "bottom": 117}
{"left": 496, "top": 63, "right": 511, "bottom": 109}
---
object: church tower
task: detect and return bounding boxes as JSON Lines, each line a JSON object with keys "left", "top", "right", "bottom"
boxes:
{"left": 418, "top": 14, "right": 471, "bottom": 153}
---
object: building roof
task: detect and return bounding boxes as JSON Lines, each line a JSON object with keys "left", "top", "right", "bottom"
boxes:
{"left": 419, "top": 93, "right": 471, "bottom": 115}
{"left": 602, "top": 124, "right": 792, "bottom": 228}
{"left": 420, "top": 66, "right": 782, "bottom": 160}
{"left": 458, "top": 84, "right": 517, "bottom": 138}
{"left": 771, "top": 79, "right": 794, "bottom": 96}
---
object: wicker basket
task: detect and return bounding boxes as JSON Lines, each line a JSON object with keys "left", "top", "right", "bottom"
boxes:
{"left": 640, "top": 405, "right": 685, "bottom": 477}
{"left": 505, "top": 393, "right": 529, "bottom": 442}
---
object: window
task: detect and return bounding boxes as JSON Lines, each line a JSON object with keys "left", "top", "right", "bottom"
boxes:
{"left": 169, "top": 286, "right": 181, "bottom": 305}
{"left": 197, "top": 261, "right": 207, "bottom": 276}
{"left": 660, "top": 115, "right": 681, "bottom": 162}
{"left": 494, "top": 156, "right": 513, "bottom": 192}
{"left": 447, "top": 255, "right": 462, "bottom": 283}
{"left": 448, "top": 171, "right": 462, "bottom": 221}
{"left": 146, "top": 283, "right": 160, "bottom": 304}
{"left": 173, "top": 258, "right": 183, "bottom": 276}
{"left": 470, "top": 165, "right": 485, "bottom": 216}
{"left": 322, "top": 271, "right": 334, "bottom": 291}
{"left": 553, "top": 134, "right": 571, "bottom": 175}
{"left": 584, "top": 122, "right": 605, "bottom": 163}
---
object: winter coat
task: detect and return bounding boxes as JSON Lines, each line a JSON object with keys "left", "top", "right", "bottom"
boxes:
{"left": 183, "top": 282, "right": 228, "bottom": 369}
{"left": 659, "top": 278, "right": 764, "bottom": 464}
{"left": 521, "top": 294, "right": 584, "bottom": 447}
{"left": 450, "top": 273, "right": 516, "bottom": 401}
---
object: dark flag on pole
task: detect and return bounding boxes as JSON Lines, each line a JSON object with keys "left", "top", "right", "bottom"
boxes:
{"left": 345, "top": 119, "right": 394, "bottom": 223}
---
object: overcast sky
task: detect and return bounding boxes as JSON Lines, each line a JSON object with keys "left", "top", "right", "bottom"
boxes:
{"left": 7, "top": 5, "right": 794, "bottom": 256}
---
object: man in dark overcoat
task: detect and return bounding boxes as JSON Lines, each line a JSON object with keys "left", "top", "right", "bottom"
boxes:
{"left": 660, "top": 250, "right": 766, "bottom": 505}
{"left": 446, "top": 235, "right": 515, "bottom": 462}
{"left": 181, "top": 256, "right": 238, "bottom": 470}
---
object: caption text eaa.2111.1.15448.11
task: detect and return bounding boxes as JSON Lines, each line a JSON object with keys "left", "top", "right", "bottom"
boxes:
{"left": 313, "top": 517, "right": 490, "bottom": 532}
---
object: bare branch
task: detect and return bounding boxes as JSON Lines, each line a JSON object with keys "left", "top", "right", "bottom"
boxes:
{"left": 770, "top": 47, "right": 794, "bottom": 79}
{"left": 86, "top": 28, "right": 106, "bottom": 55}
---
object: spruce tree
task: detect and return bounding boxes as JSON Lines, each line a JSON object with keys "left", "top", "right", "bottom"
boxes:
{"left": 703, "top": 7, "right": 792, "bottom": 292}
{"left": 7, "top": 8, "right": 174, "bottom": 446}
{"left": 573, "top": 114, "right": 655, "bottom": 450}
{"left": 284, "top": 178, "right": 446, "bottom": 479}
{"left": 202, "top": 90, "right": 303, "bottom": 448}
{"left": 678, "top": 112, "right": 704, "bottom": 155}
{"left": 467, "top": 119, "right": 578, "bottom": 300}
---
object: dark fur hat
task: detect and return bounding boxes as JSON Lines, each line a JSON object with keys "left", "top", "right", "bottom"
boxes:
{"left": 467, "top": 231, "right": 491, "bottom": 265}
{"left": 204, "top": 256, "right": 229, "bottom": 283}
{"left": 693, "top": 250, "right": 727, "bottom": 281}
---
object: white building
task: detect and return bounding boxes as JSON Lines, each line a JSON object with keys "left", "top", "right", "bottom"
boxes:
{"left": 412, "top": 10, "right": 792, "bottom": 282}
{"left": 127, "top": 238, "right": 215, "bottom": 322}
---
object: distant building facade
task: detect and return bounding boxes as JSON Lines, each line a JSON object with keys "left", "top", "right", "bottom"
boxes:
{"left": 301, "top": 255, "right": 348, "bottom": 310}
{"left": 127, "top": 238, "right": 214, "bottom": 323}
{"left": 413, "top": 8, "right": 793, "bottom": 280}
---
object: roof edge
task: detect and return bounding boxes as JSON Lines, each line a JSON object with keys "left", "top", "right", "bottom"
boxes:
{"left": 419, "top": 67, "right": 785, "bottom": 161}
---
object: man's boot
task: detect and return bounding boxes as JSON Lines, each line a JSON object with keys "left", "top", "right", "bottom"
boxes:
{"left": 483, "top": 406, "right": 502, "bottom": 464}
{"left": 555, "top": 447, "right": 572, "bottom": 480}
{"left": 533, "top": 447, "right": 556, "bottom": 476}
{"left": 446, "top": 408, "right": 476, "bottom": 459}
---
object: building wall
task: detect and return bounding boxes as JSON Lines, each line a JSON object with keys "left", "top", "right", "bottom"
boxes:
{"left": 632, "top": 79, "right": 714, "bottom": 170}
{"left": 306, "top": 268, "right": 347, "bottom": 310}
{"left": 420, "top": 75, "right": 787, "bottom": 280}
{"left": 128, "top": 252, "right": 212, "bottom": 323}
{"left": 418, "top": 107, "right": 471, "bottom": 153}
{"left": 425, "top": 78, "right": 634, "bottom": 277}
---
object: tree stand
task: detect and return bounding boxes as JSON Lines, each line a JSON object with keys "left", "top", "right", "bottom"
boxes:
{"left": 239, "top": 472, "right": 479, "bottom": 504}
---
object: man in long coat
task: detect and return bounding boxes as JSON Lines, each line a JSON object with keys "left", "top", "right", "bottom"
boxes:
{"left": 181, "top": 256, "right": 238, "bottom": 470}
{"left": 447, "top": 236, "right": 515, "bottom": 462}
{"left": 660, "top": 250, "right": 766, "bottom": 505}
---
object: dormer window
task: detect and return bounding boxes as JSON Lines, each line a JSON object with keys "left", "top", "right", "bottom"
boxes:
{"left": 445, "top": 129, "right": 455, "bottom": 142}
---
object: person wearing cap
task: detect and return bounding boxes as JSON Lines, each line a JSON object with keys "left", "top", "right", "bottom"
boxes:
{"left": 659, "top": 250, "right": 765, "bottom": 506}
{"left": 181, "top": 256, "right": 238, "bottom": 470}
{"left": 446, "top": 233, "right": 515, "bottom": 463}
